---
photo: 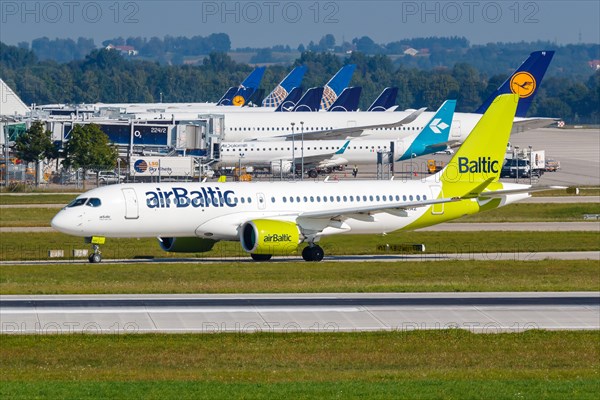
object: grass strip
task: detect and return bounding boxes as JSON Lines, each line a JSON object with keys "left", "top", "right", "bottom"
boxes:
{"left": 2, "top": 231, "right": 598, "bottom": 261}
{"left": 1, "top": 260, "right": 598, "bottom": 294}
{"left": 1, "top": 331, "right": 598, "bottom": 399}
{"left": 1, "top": 202, "right": 600, "bottom": 227}
{"left": 0, "top": 194, "right": 77, "bottom": 205}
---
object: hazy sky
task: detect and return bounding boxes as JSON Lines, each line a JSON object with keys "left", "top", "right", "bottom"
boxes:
{"left": 1, "top": 1, "right": 598, "bottom": 47}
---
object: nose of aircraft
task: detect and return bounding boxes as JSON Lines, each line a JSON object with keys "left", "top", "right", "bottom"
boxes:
{"left": 51, "top": 210, "right": 78, "bottom": 235}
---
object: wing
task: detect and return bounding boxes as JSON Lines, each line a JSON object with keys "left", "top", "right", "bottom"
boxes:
{"left": 512, "top": 117, "right": 559, "bottom": 133}
{"left": 247, "top": 108, "right": 427, "bottom": 142}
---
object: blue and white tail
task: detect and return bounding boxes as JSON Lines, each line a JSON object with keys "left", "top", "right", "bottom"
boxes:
{"left": 275, "top": 87, "right": 304, "bottom": 112}
{"left": 368, "top": 87, "right": 398, "bottom": 112}
{"left": 328, "top": 87, "right": 362, "bottom": 112}
{"left": 397, "top": 99, "right": 457, "bottom": 161}
{"left": 320, "top": 64, "right": 356, "bottom": 110}
{"left": 262, "top": 66, "right": 307, "bottom": 108}
{"left": 218, "top": 67, "right": 266, "bottom": 106}
{"left": 474, "top": 51, "right": 554, "bottom": 117}
{"left": 293, "top": 87, "right": 324, "bottom": 112}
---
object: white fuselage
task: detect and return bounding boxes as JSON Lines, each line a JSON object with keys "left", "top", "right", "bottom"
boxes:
{"left": 50, "top": 180, "right": 527, "bottom": 242}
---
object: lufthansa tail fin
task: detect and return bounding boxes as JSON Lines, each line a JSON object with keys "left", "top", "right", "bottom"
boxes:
{"left": 368, "top": 87, "right": 398, "bottom": 112}
{"left": 320, "top": 64, "right": 356, "bottom": 110}
{"left": 293, "top": 87, "right": 324, "bottom": 112}
{"left": 262, "top": 66, "right": 307, "bottom": 108}
{"left": 218, "top": 67, "right": 266, "bottom": 106}
{"left": 328, "top": 87, "right": 362, "bottom": 112}
{"left": 398, "top": 99, "right": 457, "bottom": 161}
{"left": 275, "top": 87, "right": 304, "bottom": 112}
{"left": 475, "top": 51, "right": 554, "bottom": 117}
{"left": 435, "top": 94, "right": 519, "bottom": 197}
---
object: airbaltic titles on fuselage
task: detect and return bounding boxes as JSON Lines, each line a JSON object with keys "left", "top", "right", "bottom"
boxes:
{"left": 145, "top": 187, "right": 236, "bottom": 208}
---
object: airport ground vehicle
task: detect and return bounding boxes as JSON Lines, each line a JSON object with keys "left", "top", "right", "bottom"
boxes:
{"left": 426, "top": 160, "right": 444, "bottom": 174}
{"left": 545, "top": 159, "right": 561, "bottom": 172}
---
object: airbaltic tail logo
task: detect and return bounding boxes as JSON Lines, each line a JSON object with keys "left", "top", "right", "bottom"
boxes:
{"left": 510, "top": 72, "right": 536, "bottom": 98}
{"left": 458, "top": 157, "right": 499, "bottom": 173}
{"left": 428, "top": 118, "right": 449, "bottom": 134}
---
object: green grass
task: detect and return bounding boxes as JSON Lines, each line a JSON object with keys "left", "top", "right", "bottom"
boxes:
{"left": 1, "top": 231, "right": 598, "bottom": 261}
{"left": 532, "top": 186, "right": 600, "bottom": 197}
{"left": 454, "top": 202, "right": 600, "bottom": 222}
{"left": 1, "top": 260, "right": 598, "bottom": 294}
{"left": 1, "top": 331, "right": 598, "bottom": 399}
{"left": 1, "top": 202, "right": 599, "bottom": 227}
{"left": 0, "top": 193, "right": 76, "bottom": 205}
{"left": 0, "top": 207, "right": 60, "bottom": 227}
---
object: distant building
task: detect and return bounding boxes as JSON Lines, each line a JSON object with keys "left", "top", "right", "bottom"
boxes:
{"left": 588, "top": 60, "right": 600, "bottom": 70}
{"left": 403, "top": 48, "right": 419, "bottom": 56}
{"left": 105, "top": 44, "right": 139, "bottom": 56}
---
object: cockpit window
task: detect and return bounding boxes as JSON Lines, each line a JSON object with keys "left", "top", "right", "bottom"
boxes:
{"left": 86, "top": 198, "right": 102, "bottom": 207}
{"left": 67, "top": 198, "right": 87, "bottom": 208}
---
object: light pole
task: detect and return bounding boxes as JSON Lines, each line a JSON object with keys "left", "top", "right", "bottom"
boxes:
{"left": 514, "top": 145, "right": 520, "bottom": 182}
{"left": 529, "top": 145, "right": 533, "bottom": 185}
{"left": 300, "top": 121, "right": 304, "bottom": 180}
{"left": 291, "top": 122, "right": 296, "bottom": 180}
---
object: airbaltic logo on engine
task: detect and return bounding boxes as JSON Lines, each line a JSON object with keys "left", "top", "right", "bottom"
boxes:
{"left": 458, "top": 157, "right": 499, "bottom": 173}
{"left": 145, "top": 187, "right": 236, "bottom": 208}
{"left": 263, "top": 234, "right": 293, "bottom": 243}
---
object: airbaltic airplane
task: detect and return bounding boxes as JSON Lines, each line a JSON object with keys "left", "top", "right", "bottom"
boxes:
{"left": 52, "top": 94, "right": 560, "bottom": 263}
{"left": 217, "top": 100, "right": 456, "bottom": 175}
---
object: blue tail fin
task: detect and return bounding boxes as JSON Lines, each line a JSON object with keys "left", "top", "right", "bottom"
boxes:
{"left": 216, "top": 87, "right": 237, "bottom": 106}
{"left": 368, "top": 87, "right": 398, "bottom": 111}
{"left": 398, "top": 100, "right": 457, "bottom": 161}
{"left": 335, "top": 140, "right": 351, "bottom": 155}
{"left": 262, "top": 66, "right": 307, "bottom": 108}
{"left": 320, "top": 64, "right": 356, "bottom": 110}
{"left": 219, "top": 67, "right": 266, "bottom": 106}
{"left": 275, "top": 87, "right": 304, "bottom": 112}
{"left": 328, "top": 87, "right": 362, "bottom": 112}
{"left": 475, "top": 51, "right": 554, "bottom": 117}
{"left": 293, "top": 87, "right": 324, "bottom": 112}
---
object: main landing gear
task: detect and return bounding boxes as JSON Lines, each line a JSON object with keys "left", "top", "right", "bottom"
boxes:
{"left": 302, "top": 245, "right": 324, "bottom": 262}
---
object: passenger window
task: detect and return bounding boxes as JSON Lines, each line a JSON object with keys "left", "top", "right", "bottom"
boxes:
{"left": 67, "top": 198, "right": 87, "bottom": 208}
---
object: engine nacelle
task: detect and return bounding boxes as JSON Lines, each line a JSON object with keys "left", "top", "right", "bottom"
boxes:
{"left": 240, "top": 219, "right": 301, "bottom": 255}
{"left": 270, "top": 160, "right": 293, "bottom": 174}
{"left": 158, "top": 237, "right": 217, "bottom": 253}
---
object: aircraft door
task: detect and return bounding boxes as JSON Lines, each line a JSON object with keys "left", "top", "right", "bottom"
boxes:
{"left": 451, "top": 120, "right": 461, "bottom": 139}
{"left": 430, "top": 185, "right": 444, "bottom": 215}
{"left": 257, "top": 193, "right": 266, "bottom": 210}
{"left": 122, "top": 188, "right": 139, "bottom": 219}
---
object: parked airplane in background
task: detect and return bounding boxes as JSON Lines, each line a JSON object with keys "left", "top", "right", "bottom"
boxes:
{"left": 216, "top": 66, "right": 266, "bottom": 106}
{"left": 214, "top": 51, "right": 555, "bottom": 142}
{"left": 261, "top": 66, "right": 307, "bottom": 108}
{"left": 368, "top": 87, "right": 398, "bottom": 111}
{"left": 319, "top": 64, "right": 357, "bottom": 110}
{"left": 51, "top": 94, "right": 561, "bottom": 263}
{"left": 218, "top": 100, "right": 456, "bottom": 176}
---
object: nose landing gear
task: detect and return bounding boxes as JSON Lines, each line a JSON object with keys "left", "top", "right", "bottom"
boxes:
{"left": 85, "top": 236, "right": 105, "bottom": 263}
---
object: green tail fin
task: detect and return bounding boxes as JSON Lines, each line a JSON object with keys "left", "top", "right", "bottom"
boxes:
{"left": 437, "top": 94, "right": 518, "bottom": 197}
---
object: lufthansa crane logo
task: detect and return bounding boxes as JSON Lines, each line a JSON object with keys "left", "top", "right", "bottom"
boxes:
{"left": 232, "top": 95, "right": 245, "bottom": 106}
{"left": 510, "top": 72, "right": 536, "bottom": 98}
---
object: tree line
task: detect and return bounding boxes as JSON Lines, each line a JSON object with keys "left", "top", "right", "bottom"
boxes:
{"left": 1, "top": 42, "right": 598, "bottom": 123}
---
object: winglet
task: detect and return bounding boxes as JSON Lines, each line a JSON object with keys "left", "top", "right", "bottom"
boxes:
{"left": 335, "top": 140, "right": 351, "bottom": 155}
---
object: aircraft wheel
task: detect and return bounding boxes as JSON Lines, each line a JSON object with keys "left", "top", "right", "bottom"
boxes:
{"left": 251, "top": 253, "right": 272, "bottom": 261}
{"left": 88, "top": 253, "right": 102, "bottom": 263}
{"left": 302, "top": 246, "right": 324, "bottom": 262}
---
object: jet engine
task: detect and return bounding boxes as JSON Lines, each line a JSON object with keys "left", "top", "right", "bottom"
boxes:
{"left": 240, "top": 219, "right": 301, "bottom": 255}
{"left": 270, "top": 160, "right": 293, "bottom": 175}
{"left": 158, "top": 237, "right": 217, "bottom": 253}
